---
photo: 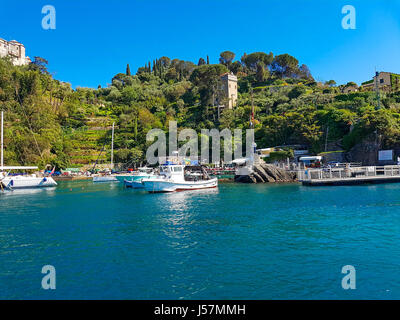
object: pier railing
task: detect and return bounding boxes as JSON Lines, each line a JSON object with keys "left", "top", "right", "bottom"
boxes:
{"left": 298, "top": 165, "right": 400, "bottom": 182}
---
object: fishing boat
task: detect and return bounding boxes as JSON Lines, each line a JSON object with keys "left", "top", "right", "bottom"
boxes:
{"left": 142, "top": 164, "right": 218, "bottom": 193}
{"left": 0, "top": 111, "right": 57, "bottom": 191}
{"left": 123, "top": 167, "right": 155, "bottom": 188}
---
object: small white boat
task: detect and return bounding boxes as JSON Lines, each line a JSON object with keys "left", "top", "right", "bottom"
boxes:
{"left": 142, "top": 164, "right": 218, "bottom": 193}
{"left": 0, "top": 167, "right": 57, "bottom": 190}
{"left": 0, "top": 112, "right": 57, "bottom": 191}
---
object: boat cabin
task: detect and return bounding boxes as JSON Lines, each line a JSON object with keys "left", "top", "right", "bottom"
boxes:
{"left": 159, "top": 164, "right": 185, "bottom": 182}
{"left": 159, "top": 164, "right": 210, "bottom": 182}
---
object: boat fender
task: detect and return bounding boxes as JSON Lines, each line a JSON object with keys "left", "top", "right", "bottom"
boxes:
{"left": 43, "top": 177, "right": 47, "bottom": 182}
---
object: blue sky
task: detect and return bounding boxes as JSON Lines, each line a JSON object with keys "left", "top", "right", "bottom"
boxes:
{"left": 1, "top": 0, "right": 400, "bottom": 88}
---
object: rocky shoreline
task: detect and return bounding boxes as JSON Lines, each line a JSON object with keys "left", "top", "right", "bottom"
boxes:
{"left": 234, "top": 163, "right": 297, "bottom": 183}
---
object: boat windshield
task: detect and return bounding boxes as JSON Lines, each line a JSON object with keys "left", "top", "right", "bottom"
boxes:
{"left": 160, "top": 166, "right": 168, "bottom": 173}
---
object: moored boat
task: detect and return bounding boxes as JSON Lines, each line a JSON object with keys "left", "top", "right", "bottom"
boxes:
{"left": 0, "top": 167, "right": 57, "bottom": 190}
{"left": 142, "top": 164, "right": 218, "bottom": 193}
{"left": 0, "top": 111, "right": 57, "bottom": 191}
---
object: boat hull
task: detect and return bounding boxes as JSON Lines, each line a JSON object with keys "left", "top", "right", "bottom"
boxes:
{"left": 143, "top": 178, "right": 218, "bottom": 193}
{"left": 115, "top": 174, "right": 155, "bottom": 183}
{"left": 1, "top": 176, "right": 57, "bottom": 189}
{"left": 93, "top": 176, "right": 119, "bottom": 182}
{"left": 124, "top": 179, "right": 144, "bottom": 189}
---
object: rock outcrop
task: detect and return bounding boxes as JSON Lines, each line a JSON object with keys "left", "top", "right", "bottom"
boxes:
{"left": 235, "top": 163, "right": 297, "bottom": 183}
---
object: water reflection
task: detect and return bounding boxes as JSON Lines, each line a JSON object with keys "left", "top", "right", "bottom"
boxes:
{"left": 154, "top": 189, "right": 219, "bottom": 249}
{"left": 0, "top": 187, "right": 57, "bottom": 197}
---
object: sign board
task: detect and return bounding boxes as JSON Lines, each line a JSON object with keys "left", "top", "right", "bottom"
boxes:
{"left": 294, "top": 150, "right": 309, "bottom": 156}
{"left": 378, "top": 150, "right": 393, "bottom": 161}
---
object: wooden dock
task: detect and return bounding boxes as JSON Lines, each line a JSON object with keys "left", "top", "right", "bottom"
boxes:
{"left": 298, "top": 165, "right": 400, "bottom": 186}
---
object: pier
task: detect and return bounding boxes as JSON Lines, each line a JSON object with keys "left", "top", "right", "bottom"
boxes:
{"left": 298, "top": 165, "right": 400, "bottom": 186}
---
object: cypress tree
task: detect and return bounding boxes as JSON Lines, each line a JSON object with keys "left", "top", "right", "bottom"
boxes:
{"left": 126, "top": 64, "right": 131, "bottom": 76}
{"left": 207, "top": 55, "right": 210, "bottom": 65}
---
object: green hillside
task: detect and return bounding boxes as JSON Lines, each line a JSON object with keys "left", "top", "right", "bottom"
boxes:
{"left": 1, "top": 52, "right": 400, "bottom": 169}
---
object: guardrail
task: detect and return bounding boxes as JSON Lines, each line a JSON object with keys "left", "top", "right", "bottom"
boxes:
{"left": 298, "top": 165, "right": 400, "bottom": 182}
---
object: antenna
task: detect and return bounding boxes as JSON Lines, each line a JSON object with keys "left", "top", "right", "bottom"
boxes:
{"left": 375, "top": 70, "right": 381, "bottom": 109}
{"left": 250, "top": 87, "right": 254, "bottom": 129}
{"left": 111, "top": 122, "right": 115, "bottom": 170}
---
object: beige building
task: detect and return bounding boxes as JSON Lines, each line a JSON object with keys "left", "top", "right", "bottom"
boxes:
{"left": 361, "top": 71, "right": 400, "bottom": 92}
{"left": 219, "top": 72, "right": 238, "bottom": 109}
{"left": 0, "top": 38, "right": 31, "bottom": 66}
{"left": 341, "top": 84, "right": 358, "bottom": 94}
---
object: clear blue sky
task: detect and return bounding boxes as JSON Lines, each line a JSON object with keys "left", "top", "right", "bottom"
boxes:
{"left": 1, "top": 0, "right": 399, "bottom": 88}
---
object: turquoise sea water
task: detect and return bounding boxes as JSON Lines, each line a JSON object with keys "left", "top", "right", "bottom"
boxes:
{"left": 1, "top": 180, "right": 400, "bottom": 299}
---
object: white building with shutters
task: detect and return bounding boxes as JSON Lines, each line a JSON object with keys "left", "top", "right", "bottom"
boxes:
{"left": 0, "top": 38, "right": 31, "bottom": 66}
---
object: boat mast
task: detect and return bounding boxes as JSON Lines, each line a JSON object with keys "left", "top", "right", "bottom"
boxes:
{"left": 111, "top": 122, "right": 114, "bottom": 170}
{"left": 1, "top": 111, "right": 3, "bottom": 169}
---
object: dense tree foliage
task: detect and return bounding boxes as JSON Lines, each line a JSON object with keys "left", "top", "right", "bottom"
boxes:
{"left": 1, "top": 49, "right": 399, "bottom": 169}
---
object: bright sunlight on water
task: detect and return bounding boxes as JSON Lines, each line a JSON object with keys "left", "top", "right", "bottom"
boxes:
{"left": 1, "top": 181, "right": 400, "bottom": 299}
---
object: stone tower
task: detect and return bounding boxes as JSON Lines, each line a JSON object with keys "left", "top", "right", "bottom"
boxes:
{"left": 220, "top": 72, "right": 238, "bottom": 109}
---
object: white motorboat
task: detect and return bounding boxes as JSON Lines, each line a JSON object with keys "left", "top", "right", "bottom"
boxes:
{"left": 142, "top": 164, "right": 218, "bottom": 193}
{"left": 0, "top": 111, "right": 57, "bottom": 191}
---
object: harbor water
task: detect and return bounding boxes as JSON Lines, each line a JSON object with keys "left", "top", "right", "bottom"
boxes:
{"left": 1, "top": 181, "right": 400, "bottom": 299}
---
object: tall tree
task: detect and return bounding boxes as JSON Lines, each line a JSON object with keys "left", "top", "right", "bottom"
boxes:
{"left": 325, "top": 80, "right": 336, "bottom": 87}
{"left": 190, "top": 64, "right": 229, "bottom": 107}
{"left": 29, "top": 56, "right": 49, "bottom": 74}
{"left": 219, "top": 51, "right": 235, "bottom": 67}
{"left": 271, "top": 54, "right": 299, "bottom": 78}
{"left": 126, "top": 64, "right": 131, "bottom": 76}
{"left": 299, "top": 64, "right": 313, "bottom": 80}
{"left": 198, "top": 57, "right": 206, "bottom": 66}
{"left": 207, "top": 55, "right": 210, "bottom": 65}
{"left": 241, "top": 52, "right": 273, "bottom": 72}
{"left": 256, "top": 62, "right": 268, "bottom": 82}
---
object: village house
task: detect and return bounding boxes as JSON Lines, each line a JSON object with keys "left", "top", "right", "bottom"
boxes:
{"left": 341, "top": 83, "right": 359, "bottom": 94}
{"left": 361, "top": 71, "right": 400, "bottom": 92}
{"left": 0, "top": 38, "right": 31, "bottom": 66}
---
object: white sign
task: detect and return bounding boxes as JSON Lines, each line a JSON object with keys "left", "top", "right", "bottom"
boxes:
{"left": 378, "top": 150, "right": 393, "bottom": 161}
{"left": 294, "top": 150, "right": 309, "bottom": 156}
